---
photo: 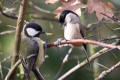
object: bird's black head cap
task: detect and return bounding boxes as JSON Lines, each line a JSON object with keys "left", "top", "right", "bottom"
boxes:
{"left": 59, "top": 10, "right": 78, "bottom": 24}
{"left": 24, "top": 22, "right": 45, "bottom": 37}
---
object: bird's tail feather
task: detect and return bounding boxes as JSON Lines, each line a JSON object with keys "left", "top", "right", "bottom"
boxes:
{"left": 21, "top": 58, "right": 31, "bottom": 80}
{"left": 32, "top": 68, "right": 45, "bottom": 80}
{"left": 81, "top": 45, "right": 91, "bottom": 67}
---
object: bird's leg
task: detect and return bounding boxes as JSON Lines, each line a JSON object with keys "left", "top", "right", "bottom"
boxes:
{"left": 56, "top": 38, "right": 72, "bottom": 47}
{"left": 56, "top": 38, "right": 64, "bottom": 47}
{"left": 21, "top": 58, "right": 31, "bottom": 80}
{"left": 55, "top": 38, "right": 65, "bottom": 54}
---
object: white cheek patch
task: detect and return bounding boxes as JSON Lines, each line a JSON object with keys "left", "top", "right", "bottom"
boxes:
{"left": 26, "top": 28, "right": 39, "bottom": 36}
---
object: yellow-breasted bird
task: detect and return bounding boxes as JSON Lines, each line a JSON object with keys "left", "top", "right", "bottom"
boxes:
{"left": 19, "top": 22, "right": 46, "bottom": 80}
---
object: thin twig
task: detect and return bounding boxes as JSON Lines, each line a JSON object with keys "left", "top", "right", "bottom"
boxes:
{"left": 100, "top": 36, "right": 120, "bottom": 41}
{"left": 87, "top": 19, "right": 120, "bottom": 34}
{"left": 57, "top": 48, "right": 117, "bottom": 80}
{"left": 0, "top": 6, "right": 17, "bottom": 19}
{"left": 29, "top": 2, "right": 52, "bottom": 14}
{"left": 100, "top": 12, "right": 119, "bottom": 22}
{"left": 95, "top": 62, "right": 109, "bottom": 70}
{"left": 0, "top": 56, "right": 12, "bottom": 63}
{"left": 5, "top": 60, "right": 21, "bottom": 80}
{"left": 54, "top": 47, "right": 73, "bottom": 80}
{"left": 7, "top": 25, "right": 16, "bottom": 29}
{"left": 95, "top": 61, "right": 120, "bottom": 80}
{"left": 0, "top": 30, "right": 15, "bottom": 36}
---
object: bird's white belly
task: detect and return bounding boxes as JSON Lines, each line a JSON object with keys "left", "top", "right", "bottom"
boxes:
{"left": 64, "top": 24, "right": 77, "bottom": 40}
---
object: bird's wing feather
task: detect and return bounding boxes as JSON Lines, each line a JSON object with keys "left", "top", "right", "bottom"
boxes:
{"left": 20, "top": 37, "right": 39, "bottom": 70}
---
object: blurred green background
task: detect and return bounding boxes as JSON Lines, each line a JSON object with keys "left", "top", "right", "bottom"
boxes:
{"left": 0, "top": 0, "right": 120, "bottom": 80}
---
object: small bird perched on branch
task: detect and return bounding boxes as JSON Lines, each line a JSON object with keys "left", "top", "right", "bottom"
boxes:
{"left": 19, "top": 22, "right": 46, "bottom": 80}
{"left": 58, "top": 10, "right": 90, "bottom": 65}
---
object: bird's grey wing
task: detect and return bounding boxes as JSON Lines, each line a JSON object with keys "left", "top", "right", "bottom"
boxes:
{"left": 79, "top": 23, "right": 86, "bottom": 38}
{"left": 28, "top": 40, "right": 39, "bottom": 71}
{"left": 77, "top": 23, "right": 87, "bottom": 50}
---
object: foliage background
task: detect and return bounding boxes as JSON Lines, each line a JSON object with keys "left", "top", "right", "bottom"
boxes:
{"left": 0, "top": 0, "right": 120, "bottom": 80}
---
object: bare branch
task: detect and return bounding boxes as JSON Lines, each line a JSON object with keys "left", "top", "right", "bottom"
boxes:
{"left": 0, "top": 6, "right": 17, "bottom": 19}
{"left": 95, "top": 62, "right": 109, "bottom": 70}
{"left": 95, "top": 61, "right": 120, "bottom": 80}
{"left": 47, "top": 39, "right": 120, "bottom": 50}
{"left": 87, "top": 20, "right": 120, "bottom": 33}
{"left": 100, "top": 12, "right": 119, "bottom": 22}
{"left": 7, "top": 25, "right": 16, "bottom": 29}
{"left": 100, "top": 36, "right": 120, "bottom": 41}
{"left": 5, "top": 60, "right": 21, "bottom": 80}
{"left": 57, "top": 48, "right": 113, "bottom": 80}
{"left": 12, "top": 0, "right": 28, "bottom": 65}
{"left": 54, "top": 47, "right": 73, "bottom": 80}
{"left": 29, "top": 2, "right": 52, "bottom": 14}
{"left": 0, "top": 56, "right": 12, "bottom": 63}
{"left": 9, "top": 0, "right": 28, "bottom": 80}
